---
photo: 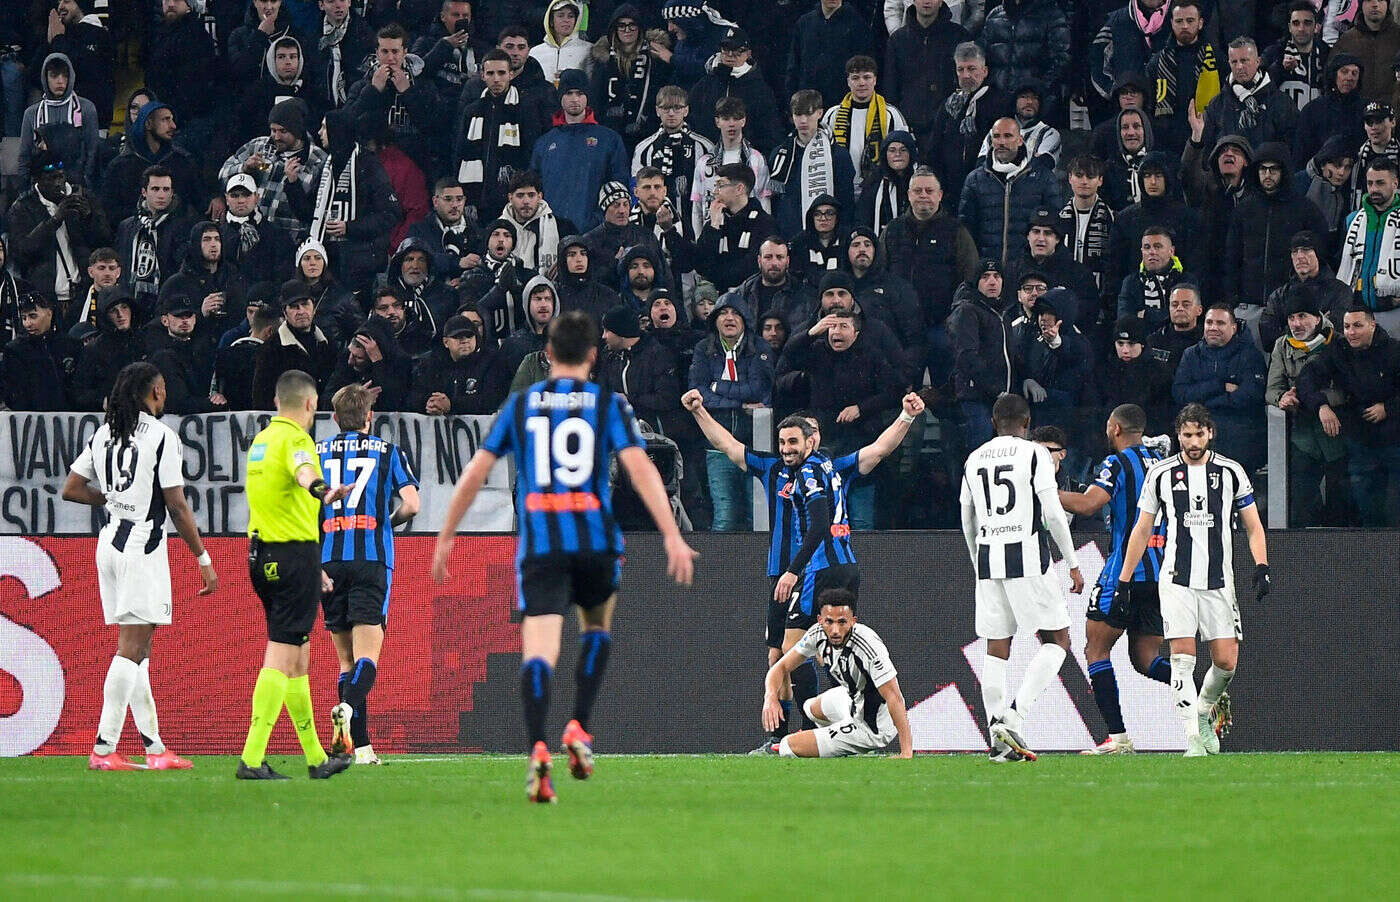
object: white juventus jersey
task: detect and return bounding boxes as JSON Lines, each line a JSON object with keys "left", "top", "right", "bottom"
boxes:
{"left": 1137, "top": 452, "right": 1255, "bottom": 590}
{"left": 960, "top": 436, "right": 1062, "bottom": 579}
{"left": 793, "top": 623, "right": 897, "bottom": 732}
{"left": 70, "top": 412, "right": 184, "bottom": 555}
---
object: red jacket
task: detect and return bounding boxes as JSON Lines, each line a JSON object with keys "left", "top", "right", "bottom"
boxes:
{"left": 377, "top": 144, "right": 430, "bottom": 252}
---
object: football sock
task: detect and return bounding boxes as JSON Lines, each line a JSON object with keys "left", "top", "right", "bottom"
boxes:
{"left": 520, "top": 658, "right": 553, "bottom": 747}
{"left": 344, "top": 658, "right": 377, "bottom": 749}
{"left": 1147, "top": 655, "right": 1172, "bottom": 684}
{"left": 283, "top": 674, "right": 327, "bottom": 766}
{"left": 94, "top": 655, "right": 140, "bottom": 755}
{"left": 777, "top": 736, "right": 797, "bottom": 758}
{"left": 773, "top": 700, "right": 792, "bottom": 739}
{"left": 1008, "top": 644, "right": 1068, "bottom": 730}
{"left": 337, "top": 671, "right": 349, "bottom": 703}
{"left": 1170, "top": 653, "right": 1199, "bottom": 738}
{"left": 572, "top": 631, "right": 611, "bottom": 731}
{"left": 127, "top": 658, "right": 165, "bottom": 754}
{"left": 240, "top": 667, "right": 288, "bottom": 767}
{"left": 981, "top": 654, "right": 1008, "bottom": 727}
{"left": 791, "top": 659, "right": 819, "bottom": 729}
{"left": 1087, "top": 659, "right": 1126, "bottom": 736}
{"left": 1198, "top": 664, "right": 1235, "bottom": 707}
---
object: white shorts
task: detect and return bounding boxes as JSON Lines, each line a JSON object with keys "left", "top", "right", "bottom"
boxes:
{"left": 97, "top": 541, "right": 173, "bottom": 626}
{"left": 1159, "top": 581, "right": 1242, "bottom": 642}
{"left": 974, "top": 572, "right": 1069, "bottom": 639}
{"left": 805, "top": 687, "right": 895, "bottom": 757}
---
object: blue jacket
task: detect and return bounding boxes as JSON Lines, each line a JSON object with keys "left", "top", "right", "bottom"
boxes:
{"left": 530, "top": 115, "right": 630, "bottom": 232}
{"left": 1173, "top": 331, "right": 1267, "bottom": 412}
{"left": 958, "top": 155, "right": 1065, "bottom": 266}
{"left": 688, "top": 293, "right": 775, "bottom": 441}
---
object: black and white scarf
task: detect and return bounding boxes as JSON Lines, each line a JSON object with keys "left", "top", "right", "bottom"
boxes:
{"left": 503, "top": 199, "right": 561, "bottom": 273}
{"left": 320, "top": 15, "right": 351, "bottom": 107}
{"left": 1153, "top": 40, "right": 1217, "bottom": 118}
{"left": 36, "top": 189, "right": 79, "bottom": 302}
{"left": 870, "top": 177, "right": 904, "bottom": 234}
{"left": 945, "top": 85, "right": 989, "bottom": 137}
{"left": 1230, "top": 71, "right": 1272, "bottom": 130}
{"left": 0, "top": 272, "right": 22, "bottom": 344}
{"left": 227, "top": 210, "right": 264, "bottom": 256}
{"left": 310, "top": 146, "right": 358, "bottom": 244}
{"left": 604, "top": 47, "right": 652, "bottom": 134}
{"left": 129, "top": 202, "right": 169, "bottom": 307}
{"left": 770, "top": 132, "right": 837, "bottom": 225}
{"left": 457, "top": 86, "right": 522, "bottom": 186}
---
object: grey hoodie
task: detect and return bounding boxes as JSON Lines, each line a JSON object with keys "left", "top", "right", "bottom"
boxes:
{"left": 19, "top": 53, "right": 100, "bottom": 184}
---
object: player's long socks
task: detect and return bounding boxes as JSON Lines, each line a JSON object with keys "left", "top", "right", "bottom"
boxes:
{"left": 344, "top": 658, "right": 377, "bottom": 748}
{"left": 981, "top": 655, "right": 1008, "bottom": 726}
{"left": 572, "top": 632, "right": 611, "bottom": 731}
{"left": 773, "top": 699, "right": 792, "bottom": 740}
{"left": 337, "top": 672, "right": 349, "bottom": 703}
{"left": 1170, "top": 653, "right": 1199, "bottom": 738}
{"left": 1006, "top": 644, "right": 1068, "bottom": 730}
{"left": 791, "top": 659, "right": 819, "bottom": 729}
{"left": 240, "top": 667, "right": 289, "bottom": 767}
{"left": 284, "top": 674, "right": 328, "bottom": 765}
{"left": 1147, "top": 655, "right": 1172, "bottom": 684}
{"left": 127, "top": 658, "right": 166, "bottom": 754}
{"left": 94, "top": 655, "right": 140, "bottom": 754}
{"left": 1198, "top": 664, "right": 1234, "bottom": 708}
{"left": 520, "top": 658, "right": 553, "bottom": 746}
{"left": 1087, "top": 659, "right": 1126, "bottom": 736}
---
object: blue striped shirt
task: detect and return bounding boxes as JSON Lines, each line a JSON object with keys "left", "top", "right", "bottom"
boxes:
{"left": 317, "top": 432, "right": 418, "bottom": 568}
{"left": 1094, "top": 444, "right": 1165, "bottom": 583}
{"left": 747, "top": 449, "right": 859, "bottom": 577}
{"left": 786, "top": 452, "right": 858, "bottom": 573}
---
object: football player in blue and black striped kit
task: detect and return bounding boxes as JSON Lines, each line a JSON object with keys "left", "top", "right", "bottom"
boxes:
{"left": 318, "top": 384, "right": 420, "bottom": 765}
{"left": 1059, "top": 403, "right": 1173, "bottom": 755}
{"left": 433, "top": 311, "right": 697, "bottom": 803}
{"left": 682, "top": 388, "right": 925, "bottom": 749}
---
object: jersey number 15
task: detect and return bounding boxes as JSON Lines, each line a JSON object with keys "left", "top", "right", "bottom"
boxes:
{"left": 977, "top": 465, "right": 1017, "bottom": 516}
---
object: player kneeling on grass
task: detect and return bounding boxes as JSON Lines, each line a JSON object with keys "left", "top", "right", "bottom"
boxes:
{"left": 761, "top": 589, "right": 913, "bottom": 758}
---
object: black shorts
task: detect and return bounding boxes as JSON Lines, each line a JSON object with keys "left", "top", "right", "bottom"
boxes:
{"left": 517, "top": 553, "right": 620, "bottom": 617}
{"left": 249, "top": 539, "right": 321, "bottom": 646}
{"left": 784, "top": 564, "right": 861, "bottom": 632}
{"left": 322, "top": 560, "right": 391, "bottom": 632}
{"left": 1087, "top": 579, "right": 1163, "bottom": 636}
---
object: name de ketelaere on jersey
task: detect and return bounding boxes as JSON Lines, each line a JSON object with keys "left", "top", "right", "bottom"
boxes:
{"left": 960, "top": 437, "right": 1056, "bottom": 579}
{"left": 1094, "top": 444, "right": 1166, "bottom": 583}
{"left": 484, "top": 378, "right": 645, "bottom": 561}
{"left": 71, "top": 412, "right": 183, "bottom": 554}
{"left": 1137, "top": 452, "right": 1255, "bottom": 590}
{"left": 747, "top": 449, "right": 859, "bottom": 577}
{"left": 783, "top": 453, "right": 857, "bottom": 572}
{"left": 793, "top": 622, "right": 897, "bottom": 731}
{"left": 317, "top": 431, "right": 418, "bottom": 568}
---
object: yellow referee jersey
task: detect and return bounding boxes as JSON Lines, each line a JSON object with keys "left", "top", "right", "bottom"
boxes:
{"left": 246, "top": 416, "right": 322, "bottom": 542}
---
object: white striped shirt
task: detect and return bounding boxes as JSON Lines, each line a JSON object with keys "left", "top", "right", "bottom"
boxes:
{"left": 70, "top": 413, "right": 183, "bottom": 555}
{"left": 960, "top": 436, "right": 1078, "bottom": 579}
{"left": 1137, "top": 452, "right": 1255, "bottom": 590}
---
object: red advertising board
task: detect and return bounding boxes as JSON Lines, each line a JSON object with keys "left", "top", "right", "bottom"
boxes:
{"left": 0, "top": 536, "right": 521, "bottom": 756}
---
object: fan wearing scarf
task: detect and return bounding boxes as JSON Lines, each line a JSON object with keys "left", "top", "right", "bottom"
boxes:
{"left": 632, "top": 84, "right": 715, "bottom": 241}
{"left": 1090, "top": 0, "right": 1174, "bottom": 105}
{"left": 314, "top": 0, "right": 376, "bottom": 110}
{"left": 589, "top": 5, "right": 667, "bottom": 148}
{"left": 290, "top": 109, "right": 399, "bottom": 293}
{"left": 689, "top": 95, "right": 772, "bottom": 239}
{"left": 921, "top": 41, "right": 1011, "bottom": 201}
{"left": 453, "top": 49, "right": 537, "bottom": 214}
{"left": 18, "top": 53, "right": 99, "bottom": 184}
{"left": 1145, "top": 0, "right": 1220, "bottom": 155}
{"left": 1200, "top": 37, "right": 1300, "bottom": 150}
{"left": 238, "top": 33, "right": 324, "bottom": 146}
{"left": 976, "top": 80, "right": 1062, "bottom": 172}
{"left": 1263, "top": 1, "right": 1329, "bottom": 110}
{"left": 1103, "top": 108, "right": 1155, "bottom": 211}
{"left": 855, "top": 130, "right": 913, "bottom": 234}
{"left": 115, "top": 165, "right": 195, "bottom": 317}
{"left": 770, "top": 88, "right": 855, "bottom": 238}
{"left": 0, "top": 237, "right": 37, "bottom": 346}
{"left": 8, "top": 152, "right": 112, "bottom": 316}
{"left": 219, "top": 99, "right": 329, "bottom": 243}
{"left": 219, "top": 172, "right": 297, "bottom": 284}
{"left": 820, "top": 55, "right": 907, "bottom": 194}
{"left": 958, "top": 118, "right": 1066, "bottom": 266}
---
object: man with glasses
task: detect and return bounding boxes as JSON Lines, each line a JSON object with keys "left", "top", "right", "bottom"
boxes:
{"left": 633, "top": 84, "right": 715, "bottom": 241}
{"left": 694, "top": 163, "right": 777, "bottom": 293}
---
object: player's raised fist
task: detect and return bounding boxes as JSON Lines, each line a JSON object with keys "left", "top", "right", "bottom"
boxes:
{"left": 681, "top": 389, "right": 704, "bottom": 412}
{"left": 902, "top": 392, "right": 925, "bottom": 416}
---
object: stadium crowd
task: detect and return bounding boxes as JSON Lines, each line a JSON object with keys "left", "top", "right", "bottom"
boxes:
{"left": 3, "top": 0, "right": 1400, "bottom": 529}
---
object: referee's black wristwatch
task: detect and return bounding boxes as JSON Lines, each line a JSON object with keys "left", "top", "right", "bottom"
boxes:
{"left": 308, "top": 478, "right": 329, "bottom": 500}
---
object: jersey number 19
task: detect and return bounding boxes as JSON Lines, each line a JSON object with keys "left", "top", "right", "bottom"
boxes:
{"left": 526, "top": 416, "right": 595, "bottom": 488}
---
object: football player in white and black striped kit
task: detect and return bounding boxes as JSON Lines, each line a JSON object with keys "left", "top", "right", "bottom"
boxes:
{"left": 62, "top": 362, "right": 219, "bottom": 771}
{"left": 960, "top": 394, "right": 1084, "bottom": 762}
{"left": 761, "top": 589, "right": 913, "bottom": 758}
{"left": 1116, "top": 404, "right": 1270, "bottom": 757}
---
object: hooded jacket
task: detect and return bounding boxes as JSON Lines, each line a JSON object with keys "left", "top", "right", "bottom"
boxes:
{"left": 72, "top": 287, "right": 143, "bottom": 411}
{"left": 33, "top": 5, "right": 114, "bottom": 132}
{"left": 1298, "top": 320, "right": 1400, "bottom": 446}
{"left": 555, "top": 235, "right": 624, "bottom": 320}
{"left": 238, "top": 34, "right": 325, "bottom": 145}
{"left": 407, "top": 333, "right": 510, "bottom": 415}
{"left": 1006, "top": 244, "right": 1102, "bottom": 335}
{"left": 531, "top": 0, "right": 594, "bottom": 83}
{"left": 1102, "top": 108, "right": 1156, "bottom": 210}
{"left": 980, "top": 0, "right": 1071, "bottom": 110}
{"left": 100, "top": 100, "right": 207, "bottom": 224}
{"left": 0, "top": 236, "right": 36, "bottom": 346}
{"left": 161, "top": 220, "right": 248, "bottom": 338}
{"left": 502, "top": 274, "right": 562, "bottom": 375}
{"left": 948, "top": 286, "right": 1015, "bottom": 404}
{"left": 1015, "top": 301, "right": 1092, "bottom": 411}
{"left": 688, "top": 293, "right": 774, "bottom": 442}
{"left": 530, "top": 105, "right": 631, "bottom": 231}
{"left": 1182, "top": 133, "right": 1255, "bottom": 297}
{"left": 883, "top": 2, "right": 970, "bottom": 135}
{"left": 613, "top": 242, "right": 664, "bottom": 311}
{"left": 958, "top": 148, "right": 1066, "bottom": 266}
{"left": 1328, "top": 9, "right": 1400, "bottom": 102}
{"left": 1225, "top": 143, "right": 1331, "bottom": 306}
{"left": 788, "top": 192, "right": 846, "bottom": 283}
{"left": 856, "top": 131, "right": 913, "bottom": 234}
{"left": 1305, "top": 136, "right": 1361, "bottom": 244}
{"left": 785, "top": 0, "right": 874, "bottom": 108}
{"left": 660, "top": 0, "right": 734, "bottom": 88}
{"left": 1293, "top": 52, "right": 1366, "bottom": 164}
{"left": 19, "top": 53, "right": 101, "bottom": 185}
{"left": 384, "top": 236, "right": 457, "bottom": 341}
{"left": 1109, "top": 150, "right": 1205, "bottom": 288}
{"left": 227, "top": 1, "right": 301, "bottom": 84}
{"left": 324, "top": 316, "right": 413, "bottom": 412}
{"left": 589, "top": 4, "right": 669, "bottom": 145}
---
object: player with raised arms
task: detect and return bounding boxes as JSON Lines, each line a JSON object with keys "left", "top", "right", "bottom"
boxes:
{"left": 1059, "top": 403, "right": 1175, "bottom": 755}
{"left": 682, "top": 389, "right": 926, "bottom": 750}
{"left": 1115, "top": 403, "right": 1270, "bottom": 757}
{"left": 960, "top": 393, "right": 1084, "bottom": 762}
{"left": 432, "top": 311, "right": 698, "bottom": 803}
{"left": 761, "top": 588, "right": 913, "bottom": 758}
{"left": 63, "top": 361, "right": 219, "bottom": 771}
{"left": 319, "top": 384, "right": 421, "bottom": 766}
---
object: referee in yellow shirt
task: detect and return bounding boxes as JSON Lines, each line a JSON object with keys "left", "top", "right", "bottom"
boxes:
{"left": 237, "top": 370, "right": 353, "bottom": 780}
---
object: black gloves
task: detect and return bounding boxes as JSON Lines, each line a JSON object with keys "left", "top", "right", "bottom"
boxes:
{"left": 1252, "top": 564, "right": 1271, "bottom": 602}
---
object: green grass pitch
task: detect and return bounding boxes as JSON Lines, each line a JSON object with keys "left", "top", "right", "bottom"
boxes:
{"left": 2, "top": 753, "right": 1396, "bottom": 900}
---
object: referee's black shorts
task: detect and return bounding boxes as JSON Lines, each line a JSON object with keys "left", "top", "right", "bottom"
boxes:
{"left": 322, "top": 560, "right": 391, "bottom": 632}
{"left": 249, "top": 539, "right": 322, "bottom": 645}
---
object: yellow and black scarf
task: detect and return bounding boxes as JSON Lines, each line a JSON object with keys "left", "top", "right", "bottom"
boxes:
{"left": 1154, "top": 41, "right": 1218, "bottom": 118}
{"left": 830, "top": 92, "right": 888, "bottom": 170}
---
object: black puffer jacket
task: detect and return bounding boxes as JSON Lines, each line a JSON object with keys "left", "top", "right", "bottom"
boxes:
{"left": 1224, "top": 143, "right": 1330, "bottom": 307}
{"left": 958, "top": 152, "right": 1066, "bottom": 266}
{"left": 407, "top": 340, "right": 511, "bottom": 415}
{"left": 1109, "top": 150, "right": 1204, "bottom": 289}
{"left": 948, "top": 289, "right": 1015, "bottom": 404}
{"left": 597, "top": 332, "right": 684, "bottom": 435}
{"left": 1292, "top": 52, "right": 1366, "bottom": 166}
{"left": 980, "top": 0, "right": 1071, "bottom": 113}
{"left": 883, "top": 3, "right": 970, "bottom": 135}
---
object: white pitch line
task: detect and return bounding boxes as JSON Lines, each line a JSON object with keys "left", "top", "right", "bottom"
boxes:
{"left": 2, "top": 873, "right": 706, "bottom": 902}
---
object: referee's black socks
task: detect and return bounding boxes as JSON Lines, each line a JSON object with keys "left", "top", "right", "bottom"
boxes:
{"left": 521, "top": 658, "right": 553, "bottom": 746}
{"left": 572, "top": 631, "right": 612, "bottom": 732}
{"left": 792, "top": 659, "right": 819, "bottom": 730}
{"left": 344, "top": 658, "right": 377, "bottom": 749}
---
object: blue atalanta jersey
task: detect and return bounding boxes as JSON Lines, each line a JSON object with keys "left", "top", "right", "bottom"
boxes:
{"left": 484, "top": 378, "right": 645, "bottom": 562}
{"left": 747, "top": 449, "right": 859, "bottom": 577}
{"left": 1094, "top": 444, "right": 1165, "bottom": 583}
{"left": 317, "top": 431, "right": 418, "bottom": 568}
{"left": 785, "top": 452, "right": 857, "bottom": 573}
